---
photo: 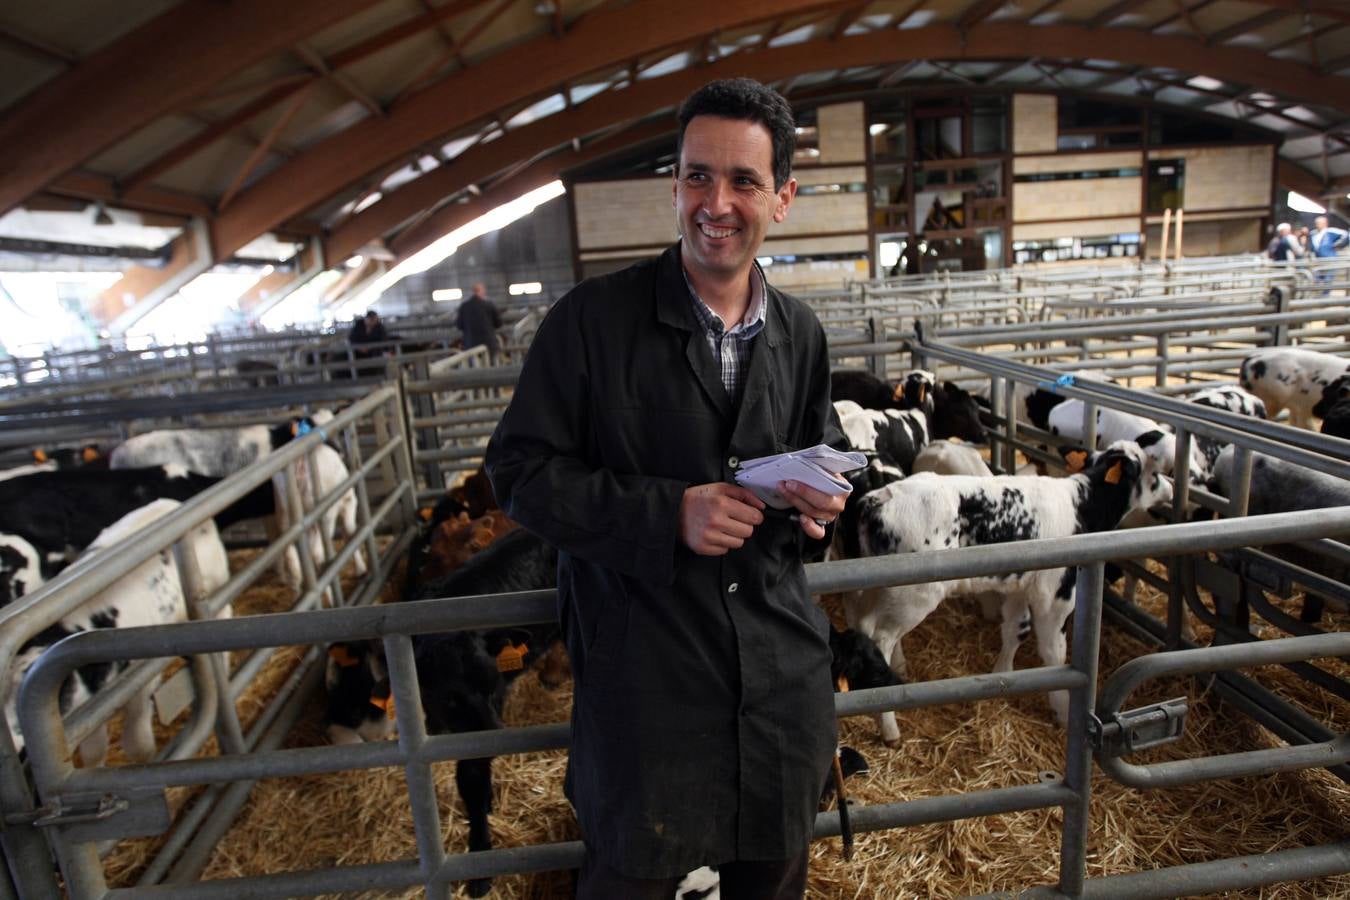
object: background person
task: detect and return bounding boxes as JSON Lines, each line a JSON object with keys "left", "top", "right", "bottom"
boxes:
{"left": 1267, "top": 222, "right": 1302, "bottom": 263}
{"left": 455, "top": 282, "right": 503, "bottom": 362}
{"left": 486, "top": 78, "right": 845, "bottom": 900}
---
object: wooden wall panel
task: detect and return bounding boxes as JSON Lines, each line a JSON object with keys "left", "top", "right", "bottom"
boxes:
{"left": 1013, "top": 177, "right": 1141, "bottom": 221}
{"left": 574, "top": 179, "right": 675, "bottom": 250}
{"left": 817, "top": 102, "right": 865, "bottom": 163}
{"left": 1013, "top": 94, "right": 1057, "bottom": 154}
{"left": 1148, "top": 145, "right": 1273, "bottom": 212}
{"left": 1012, "top": 217, "right": 1142, "bottom": 241}
{"left": 1014, "top": 150, "right": 1142, "bottom": 175}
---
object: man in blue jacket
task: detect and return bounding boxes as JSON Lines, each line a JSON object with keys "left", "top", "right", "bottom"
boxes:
{"left": 486, "top": 78, "right": 846, "bottom": 899}
{"left": 1309, "top": 215, "right": 1349, "bottom": 292}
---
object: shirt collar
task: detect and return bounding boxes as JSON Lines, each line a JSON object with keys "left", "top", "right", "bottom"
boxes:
{"left": 680, "top": 253, "right": 767, "bottom": 336}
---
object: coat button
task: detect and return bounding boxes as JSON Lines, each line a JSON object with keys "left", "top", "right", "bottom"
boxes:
{"left": 728, "top": 582, "right": 738, "bottom": 593}
{"left": 728, "top": 456, "right": 739, "bottom": 469}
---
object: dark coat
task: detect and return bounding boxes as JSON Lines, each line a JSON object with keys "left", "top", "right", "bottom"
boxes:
{"left": 485, "top": 244, "right": 839, "bottom": 879}
{"left": 456, "top": 295, "right": 502, "bottom": 354}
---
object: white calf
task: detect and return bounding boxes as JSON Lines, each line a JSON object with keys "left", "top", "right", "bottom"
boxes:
{"left": 912, "top": 440, "right": 993, "bottom": 477}
{"left": 1240, "top": 347, "right": 1350, "bottom": 429}
{"left": 273, "top": 443, "right": 366, "bottom": 599}
{"left": 5, "top": 499, "right": 230, "bottom": 765}
{"left": 849, "top": 442, "right": 1171, "bottom": 738}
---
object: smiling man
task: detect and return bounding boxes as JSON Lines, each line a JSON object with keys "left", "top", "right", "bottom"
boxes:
{"left": 486, "top": 78, "right": 845, "bottom": 899}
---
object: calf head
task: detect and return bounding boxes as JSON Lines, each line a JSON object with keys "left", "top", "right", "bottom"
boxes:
{"left": 900, "top": 370, "right": 936, "bottom": 410}
{"left": 423, "top": 511, "right": 518, "bottom": 581}
{"left": 449, "top": 468, "right": 498, "bottom": 519}
{"left": 929, "top": 381, "right": 988, "bottom": 444}
{"left": 1313, "top": 374, "right": 1350, "bottom": 420}
{"left": 1076, "top": 441, "right": 1173, "bottom": 533}
{"left": 829, "top": 627, "right": 904, "bottom": 693}
{"left": 1134, "top": 429, "right": 1209, "bottom": 485}
{"left": 324, "top": 641, "right": 394, "bottom": 745}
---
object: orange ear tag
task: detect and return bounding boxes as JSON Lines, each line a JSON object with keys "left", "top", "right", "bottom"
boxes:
{"left": 836, "top": 675, "right": 850, "bottom": 693}
{"left": 892, "top": 384, "right": 905, "bottom": 403}
{"left": 290, "top": 421, "right": 300, "bottom": 437}
{"left": 496, "top": 643, "right": 528, "bottom": 673}
{"left": 32, "top": 449, "right": 47, "bottom": 463}
{"left": 369, "top": 693, "right": 396, "bottom": 720}
{"left": 328, "top": 645, "right": 361, "bottom": 667}
{"left": 1104, "top": 461, "right": 1123, "bottom": 485}
{"left": 1065, "top": 450, "right": 1088, "bottom": 472}
{"left": 917, "top": 384, "right": 927, "bottom": 405}
{"left": 82, "top": 447, "right": 100, "bottom": 463}
{"left": 419, "top": 507, "right": 434, "bottom": 522}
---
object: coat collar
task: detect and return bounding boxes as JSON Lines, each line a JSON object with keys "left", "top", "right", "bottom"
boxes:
{"left": 655, "top": 242, "right": 788, "bottom": 350}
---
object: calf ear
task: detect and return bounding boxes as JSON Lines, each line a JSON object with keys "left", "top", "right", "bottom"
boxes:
{"left": 82, "top": 446, "right": 100, "bottom": 463}
{"left": 1060, "top": 447, "right": 1089, "bottom": 472}
{"left": 31, "top": 449, "right": 47, "bottom": 463}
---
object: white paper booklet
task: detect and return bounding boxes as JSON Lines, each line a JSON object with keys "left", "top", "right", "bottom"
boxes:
{"left": 733, "top": 444, "right": 868, "bottom": 509}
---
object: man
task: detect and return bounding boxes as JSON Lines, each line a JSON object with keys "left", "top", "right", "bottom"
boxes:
{"left": 455, "top": 282, "right": 503, "bottom": 361}
{"left": 1309, "top": 215, "right": 1349, "bottom": 292}
{"left": 347, "top": 309, "right": 388, "bottom": 359}
{"left": 485, "top": 78, "right": 845, "bottom": 899}
{"left": 1267, "top": 222, "right": 1302, "bottom": 263}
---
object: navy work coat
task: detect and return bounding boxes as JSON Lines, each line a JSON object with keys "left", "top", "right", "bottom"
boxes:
{"left": 485, "top": 244, "right": 839, "bottom": 879}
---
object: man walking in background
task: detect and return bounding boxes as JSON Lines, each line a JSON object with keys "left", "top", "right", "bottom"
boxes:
{"left": 456, "top": 282, "right": 503, "bottom": 362}
{"left": 1309, "top": 215, "right": 1349, "bottom": 293}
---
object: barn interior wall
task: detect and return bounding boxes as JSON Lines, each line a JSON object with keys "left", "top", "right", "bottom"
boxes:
{"left": 817, "top": 101, "right": 865, "bottom": 163}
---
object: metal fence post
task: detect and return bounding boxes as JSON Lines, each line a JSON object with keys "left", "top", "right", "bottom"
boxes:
{"left": 1058, "top": 561, "right": 1106, "bottom": 898}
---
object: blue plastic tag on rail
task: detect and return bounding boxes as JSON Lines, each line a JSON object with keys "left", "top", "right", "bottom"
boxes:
{"left": 1037, "top": 373, "right": 1076, "bottom": 391}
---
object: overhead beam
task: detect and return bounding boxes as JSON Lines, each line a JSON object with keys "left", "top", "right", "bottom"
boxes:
{"left": 48, "top": 171, "right": 213, "bottom": 219}
{"left": 1278, "top": 158, "right": 1328, "bottom": 199}
{"left": 958, "top": 0, "right": 1009, "bottom": 31}
{"left": 1205, "top": 8, "right": 1290, "bottom": 46}
{"left": 1087, "top": 0, "right": 1149, "bottom": 29}
{"left": 0, "top": 24, "right": 77, "bottom": 66}
{"left": 96, "top": 219, "right": 214, "bottom": 333}
{"left": 210, "top": 0, "right": 853, "bottom": 259}
{"left": 0, "top": 0, "right": 387, "bottom": 218}
{"left": 321, "top": 22, "right": 1350, "bottom": 264}
{"left": 1235, "top": 1, "right": 1350, "bottom": 28}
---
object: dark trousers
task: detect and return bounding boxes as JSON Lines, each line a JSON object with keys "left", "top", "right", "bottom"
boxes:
{"left": 576, "top": 847, "right": 809, "bottom": 900}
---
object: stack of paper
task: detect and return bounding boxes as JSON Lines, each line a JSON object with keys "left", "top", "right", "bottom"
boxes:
{"left": 733, "top": 444, "right": 868, "bottom": 509}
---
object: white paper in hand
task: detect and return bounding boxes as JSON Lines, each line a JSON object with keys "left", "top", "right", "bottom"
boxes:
{"left": 733, "top": 445, "right": 868, "bottom": 509}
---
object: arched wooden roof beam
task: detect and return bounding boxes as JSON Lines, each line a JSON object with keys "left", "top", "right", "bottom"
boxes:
{"left": 0, "top": 0, "right": 388, "bottom": 218}
{"left": 324, "top": 22, "right": 1350, "bottom": 264}
{"left": 209, "top": 0, "right": 855, "bottom": 259}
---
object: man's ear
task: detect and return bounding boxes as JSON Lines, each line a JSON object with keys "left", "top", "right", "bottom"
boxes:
{"left": 773, "top": 177, "right": 797, "bottom": 223}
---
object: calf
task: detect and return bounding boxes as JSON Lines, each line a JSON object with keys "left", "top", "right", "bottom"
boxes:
{"left": 1240, "top": 347, "right": 1350, "bottom": 429}
{"left": 1186, "top": 384, "right": 1268, "bottom": 475}
{"left": 1211, "top": 446, "right": 1350, "bottom": 622}
{"left": 1313, "top": 374, "right": 1350, "bottom": 440}
{"left": 829, "top": 625, "right": 905, "bottom": 746}
{"left": 849, "top": 442, "right": 1171, "bottom": 726}
{"left": 5, "top": 499, "right": 230, "bottom": 765}
{"left": 830, "top": 369, "right": 903, "bottom": 410}
{"left": 404, "top": 467, "right": 500, "bottom": 599}
{"left": 273, "top": 444, "right": 366, "bottom": 597}
{"left": 324, "top": 527, "right": 561, "bottom": 898}
{"left": 109, "top": 412, "right": 332, "bottom": 477}
{"left": 0, "top": 536, "right": 43, "bottom": 607}
{"left": 831, "top": 370, "right": 986, "bottom": 445}
{"left": 912, "top": 440, "right": 993, "bottom": 477}
{"left": 420, "top": 510, "right": 518, "bottom": 583}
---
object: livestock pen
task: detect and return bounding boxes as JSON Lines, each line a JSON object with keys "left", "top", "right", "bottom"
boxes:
{"left": 5, "top": 255, "right": 1350, "bottom": 898}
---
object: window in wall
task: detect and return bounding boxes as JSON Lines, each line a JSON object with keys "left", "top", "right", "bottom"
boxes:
{"left": 1148, "top": 159, "right": 1185, "bottom": 213}
{"left": 869, "top": 110, "right": 908, "bottom": 160}
{"left": 1011, "top": 233, "right": 1141, "bottom": 265}
{"left": 971, "top": 96, "right": 1007, "bottom": 154}
{"left": 914, "top": 103, "right": 963, "bottom": 161}
{"left": 872, "top": 165, "right": 908, "bottom": 231}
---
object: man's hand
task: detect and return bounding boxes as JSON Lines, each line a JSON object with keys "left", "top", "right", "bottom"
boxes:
{"left": 679, "top": 483, "right": 766, "bottom": 556}
{"left": 778, "top": 478, "right": 848, "bottom": 541}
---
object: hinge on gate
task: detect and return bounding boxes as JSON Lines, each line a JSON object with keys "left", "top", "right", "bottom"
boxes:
{"left": 1089, "top": 697, "right": 1188, "bottom": 757}
{"left": 24, "top": 794, "right": 128, "bottom": 828}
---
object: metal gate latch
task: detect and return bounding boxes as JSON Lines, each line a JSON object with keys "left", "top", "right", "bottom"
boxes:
{"left": 29, "top": 794, "right": 128, "bottom": 828}
{"left": 1089, "top": 698, "right": 1188, "bottom": 757}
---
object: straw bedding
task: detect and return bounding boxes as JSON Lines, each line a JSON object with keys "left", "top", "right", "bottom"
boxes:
{"left": 94, "top": 560, "right": 1350, "bottom": 898}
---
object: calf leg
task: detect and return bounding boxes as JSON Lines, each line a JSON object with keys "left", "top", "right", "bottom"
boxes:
{"left": 456, "top": 756, "right": 495, "bottom": 898}
{"left": 994, "top": 598, "right": 1030, "bottom": 673}
{"left": 77, "top": 725, "right": 109, "bottom": 769}
{"left": 339, "top": 492, "right": 367, "bottom": 576}
{"left": 1031, "top": 599, "right": 1074, "bottom": 725}
{"left": 119, "top": 680, "right": 159, "bottom": 763}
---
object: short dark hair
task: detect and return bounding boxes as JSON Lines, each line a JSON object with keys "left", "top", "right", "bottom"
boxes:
{"left": 676, "top": 78, "right": 796, "bottom": 191}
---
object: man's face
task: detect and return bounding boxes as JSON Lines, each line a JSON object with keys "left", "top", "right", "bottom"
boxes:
{"left": 673, "top": 115, "right": 795, "bottom": 282}
{"left": 1317, "top": 217, "right": 1329, "bottom": 230}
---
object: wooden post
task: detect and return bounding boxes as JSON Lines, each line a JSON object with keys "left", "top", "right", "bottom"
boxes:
{"left": 1159, "top": 208, "right": 1172, "bottom": 264}
{"left": 1175, "top": 208, "right": 1184, "bottom": 261}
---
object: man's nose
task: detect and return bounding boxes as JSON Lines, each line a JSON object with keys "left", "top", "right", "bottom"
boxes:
{"left": 702, "top": 179, "right": 733, "bottom": 217}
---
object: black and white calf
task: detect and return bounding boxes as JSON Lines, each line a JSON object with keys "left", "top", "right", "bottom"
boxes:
{"left": 109, "top": 411, "right": 333, "bottom": 477}
{"left": 1313, "top": 374, "right": 1350, "bottom": 439}
{"left": 324, "top": 527, "right": 561, "bottom": 898}
{"left": 1240, "top": 347, "right": 1350, "bottom": 430}
{"left": 0, "top": 536, "right": 43, "bottom": 607}
{"left": 5, "top": 499, "right": 230, "bottom": 765}
{"left": 272, "top": 443, "right": 366, "bottom": 598}
{"left": 849, "top": 442, "right": 1172, "bottom": 728}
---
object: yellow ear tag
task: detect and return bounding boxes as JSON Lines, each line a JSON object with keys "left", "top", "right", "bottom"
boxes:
{"left": 369, "top": 693, "right": 395, "bottom": 720}
{"left": 82, "top": 447, "right": 99, "bottom": 463}
{"left": 496, "top": 643, "right": 528, "bottom": 673}
{"left": 892, "top": 384, "right": 905, "bottom": 402}
{"left": 32, "top": 449, "right": 47, "bottom": 463}
{"left": 419, "top": 506, "right": 434, "bottom": 522}
{"left": 1065, "top": 450, "right": 1088, "bottom": 472}
{"left": 328, "top": 645, "right": 361, "bottom": 667}
{"left": 836, "top": 675, "right": 850, "bottom": 693}
{"left": 917, "top": 383, "right": 927, "bottom": 405}
{"left": 1104, "top": 460, "right": 1123, "bottom": 484}
{"left": 290, "top": 421, "right": 299, "bottom": 437}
